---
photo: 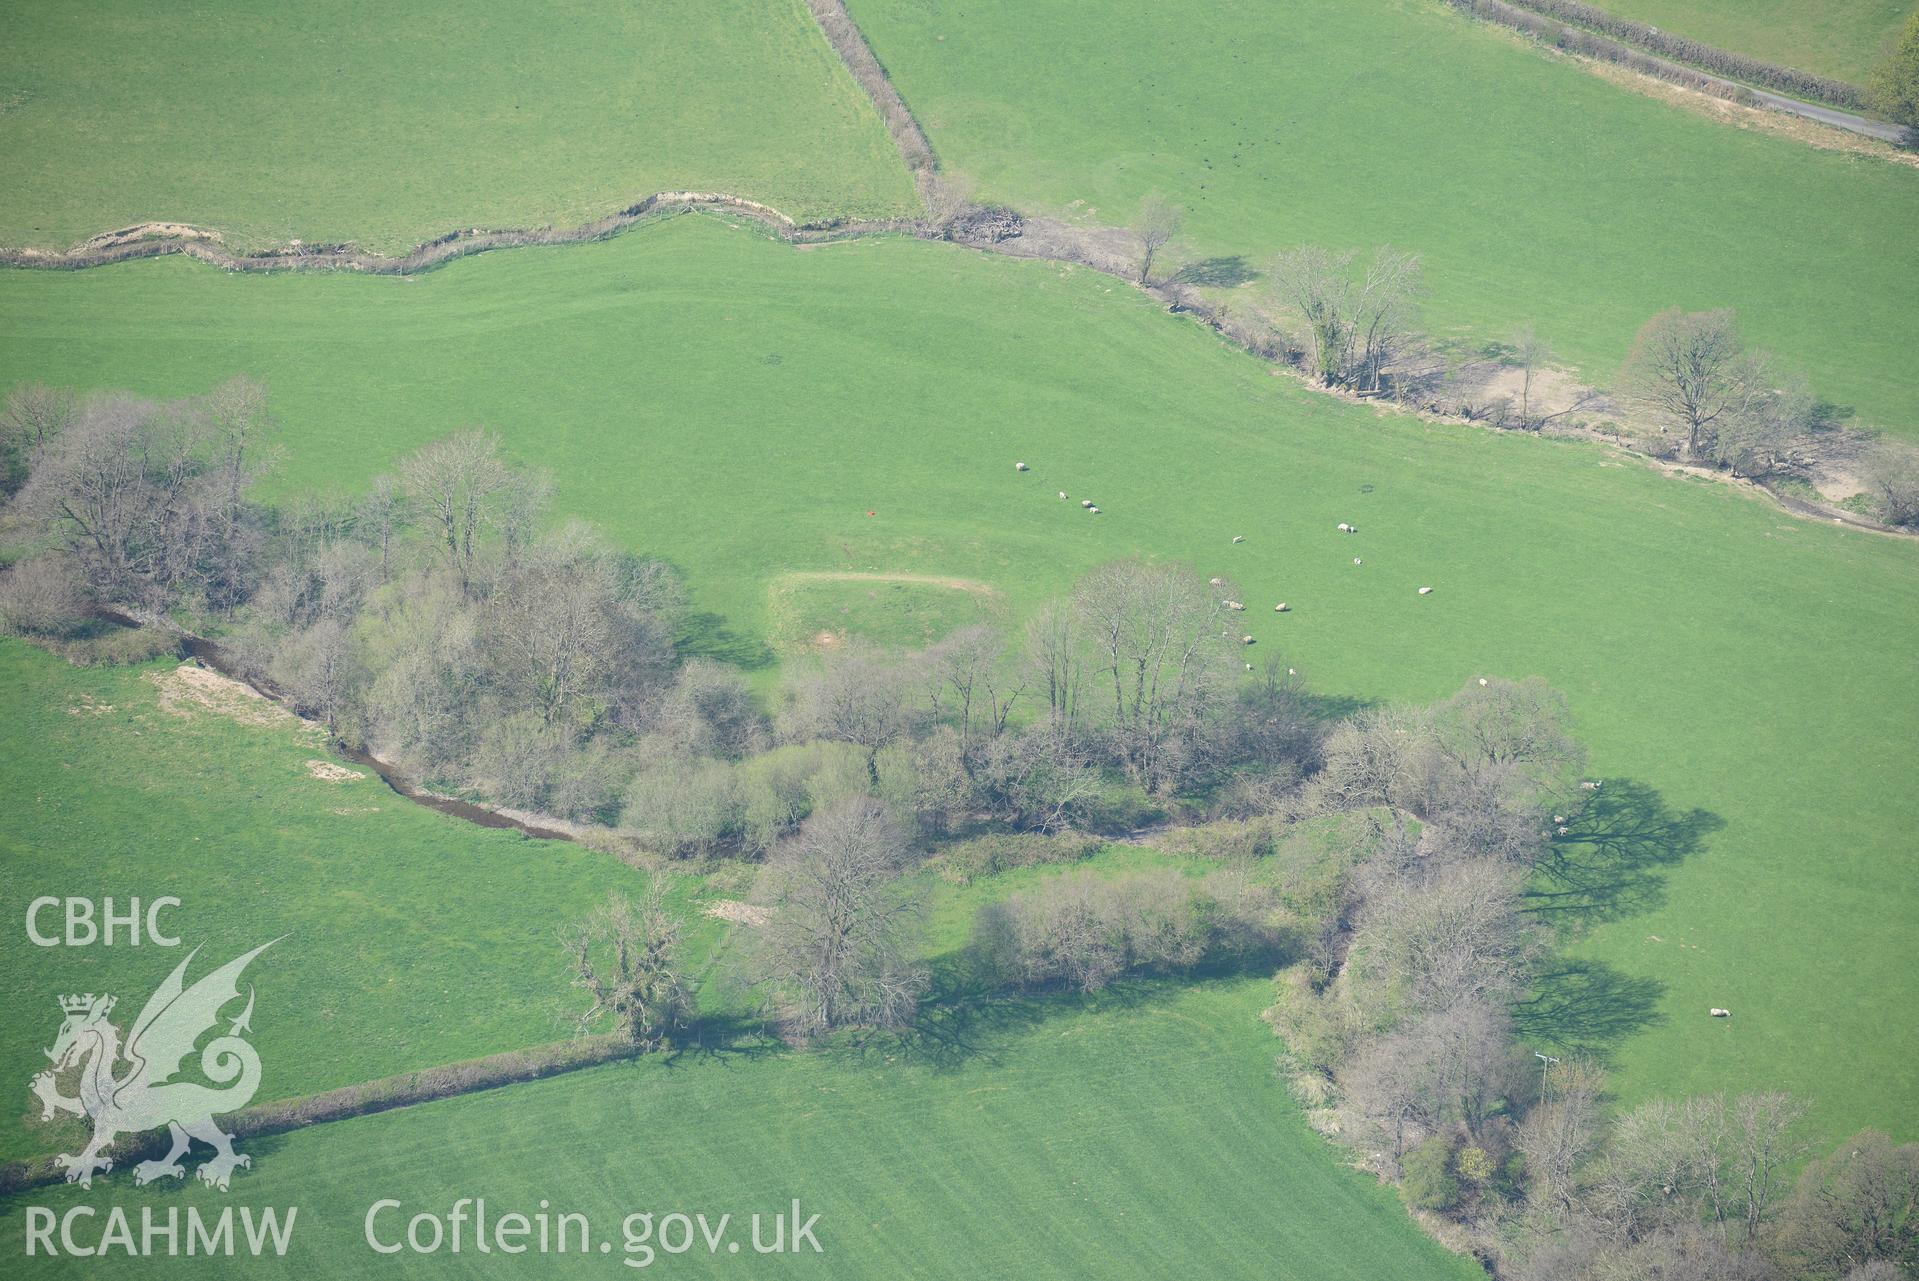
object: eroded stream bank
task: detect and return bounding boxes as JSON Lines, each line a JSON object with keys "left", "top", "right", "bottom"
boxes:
{"left": 96, "top": 608, "right": 577, "bottom": 842}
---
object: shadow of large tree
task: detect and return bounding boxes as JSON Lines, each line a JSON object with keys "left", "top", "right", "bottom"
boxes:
{"left": 1512, "top": 778, "right": 1723, "bottom": 1058}
{"left": 1513, "top": 961, "right": 1669, "bottom": 1060}
{"left": 1525, "top": 778, "right": 1723, "bottom": 927}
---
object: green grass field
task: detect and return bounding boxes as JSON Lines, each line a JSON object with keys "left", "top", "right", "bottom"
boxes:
{"left": 0, "top": 670, "right": 1474, "bottom": 1281}
{"left": 767, "top": 573, "right": 1005, "bottom": 655}
{"left": 0, "top": 979, "right": 1482, "bottom": 1280}
{"left": 1, "top": 216, "right": 1913, "bottom": 1146}
{"left": 846, "top": 0, "right": 1919, "bottom": 437}
{"left": 0, "top": 641, "right": 729, "bottom": 1163}
{"left": 0, "top": 0, "right": 916, "bottom": 253}
{"left": 1584, "top": 0, "right": 1914, "bottom": 84}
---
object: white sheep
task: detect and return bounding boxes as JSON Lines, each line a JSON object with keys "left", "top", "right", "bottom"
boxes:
{"left": 1245, "top": 662, "right": 1254, "bottom": 670}
{"left": 1015, "top": 462, "right": 1029, "bottom": 471}
{"left": 1353, "top": 557, "right": 1362, "bottom": 565}
{"left": 1089, "top": 506, "right": 1100, "bottom": 514}
{"left": 1232, "top": 535, "right": 1245, "bottom": 544}
{"left": 1337, "top": 522, "right": 1354, "bottom": 533}
{"left": 1287, "top": 667, "right": 1297, "bottom": 676}
{"left": 1241, "top": 635, "right": 1255, "bottom": 645}
{"left": 1225, "top": 601, "right": 1245, "bottom": 611}
{"left": 1478, "top": 678, "right": 1489, "bottom": 686}
{"left": 1082, "top": 499, "right": 1094, "bottom": 509}
{"left": 1418, "top": 586, "right": 1433, "bottom": 595}
{"left": 1274, "top": 602, "right": 1289, "bottom": 612}
{"left": 1581, "top": 780, "right": 1602, "bottom": 791}
{"left": 1209, "top": 577, "right": 1223, "bottom": 586}
{"left": 1710, "top": 1008, "right": 1732, "bottom": 1018}
{"left": 1059, "top": 491, "right": 1068, "bottom": 500}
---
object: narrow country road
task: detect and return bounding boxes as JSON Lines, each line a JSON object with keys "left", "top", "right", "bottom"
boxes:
{"left": 1622, "top": 44, "right": 1909, "bottom": 143}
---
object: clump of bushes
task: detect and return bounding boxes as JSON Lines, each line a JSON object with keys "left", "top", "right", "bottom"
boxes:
{"left": 970, "top": 867, "right": 1289, "bottom": 992}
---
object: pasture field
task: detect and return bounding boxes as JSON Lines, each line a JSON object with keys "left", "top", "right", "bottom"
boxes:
{"left": 0, "top": 0, "right": 916, "bottom": 253}
{"left": 846, "top": 0, "right": 1919, "bottom": 437}
{"left": 0, "top": 978, "right": 1483, "bottom": 1280}
{"left": 1581, "top": 0, "right": 1914, "bottom": 84}
{"left": 0, "top": 641, "right": 723, "bottom": 1163}
{"left": 0, "top": 217, "right": 1914, "bottom": 1144}
{"left": 766, "top": 571, "right": 1005, "bottom": 656}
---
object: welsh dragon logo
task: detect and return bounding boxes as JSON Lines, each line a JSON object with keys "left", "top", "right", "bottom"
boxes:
{"left": 30, "top": 941, "right": 277, "bottom": 1191}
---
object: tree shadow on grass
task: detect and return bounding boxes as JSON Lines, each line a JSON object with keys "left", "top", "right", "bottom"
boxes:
{"left": 827, "top": 937, "right": 1299, "bottom": 1075}
{"left": 674, "top": 611, "right": 776, "bottom": 670}
{"left": 1512, "top": 960, "right": 1667, "bottom": 1062}
{"left": 1171, "top": 256, "right": 1261, "bottom": 288}
{"left": 1525, "top": 779, "right": 1723, "bottom": 928}
{"left": 664, "top": 1010, "right": 786, "bottom": 1068}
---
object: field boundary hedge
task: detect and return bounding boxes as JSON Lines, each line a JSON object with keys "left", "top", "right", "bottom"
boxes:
{"left": 1462, "top": 0, "right": 1869, "bottom": 109}
{"left": 0, "top": 191, "right": 917, "bottom": 275}
{"left": 806, "top": 0, "right": 940, "bottom": 206}
{"left": 0, "top": 1035, "right": 639, "bottom": 1195}
{"left": 2, "top": 200, "right": 1905, "bottom": 543}
{"left": 1440, "top": 0, "right": 1893, "bottom": 120}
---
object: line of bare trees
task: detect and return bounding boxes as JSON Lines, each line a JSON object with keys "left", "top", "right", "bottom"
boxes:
{"left": 1109, "top": 199, "right": 1916, "bottom": 526}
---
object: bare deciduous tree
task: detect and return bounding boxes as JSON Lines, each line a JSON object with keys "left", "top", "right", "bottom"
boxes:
{"left": 1, "top": 383, "right": 76, "bottom": 496}
{"left": 752, "top": 795, "right": 927, "bottom": 1034}
{"left": 1349, "top": 857, "right": 1539, "bottom": 1017}
{"left": 1022, "top": 597, "right": 1083, "bottom": 732}
{"left": 1073, "top": 560, "right": 1234, "bottom": 791}
{"left": 653, "top": 658, "right": 769, "bottom": 760}
{"left": 1620, "top": 309, "right": 1768, "bottom": 459}
{"left": 1269, "top": 246, "right": 1423, "bottom": 392}
{"left": 268, "top": 616, "right": 364, "bottom": 734}
{"left": 565, "top": 884, "right": 690, "bottom": 1048}
{"left": 1728, "top": 1091, "right": 1809, "bottom": 1242}
{"left": 1517, "top": 1059, "right": 1608, "bottom": 1216}
{"left": 1132, "top": 192, "right": 1184, "bottom": 284}
{"left": 1513, "top": 326, "right": 1552, "bottom": 427}
{"left": 12, "top": 392, "right": 242, "bottom": 606}
{"left": 356, "top": 473, "right": 408, "bottom": 582}
{"left": 781, "top": 641, "right": 917, "bottom": 785}
{"left": 1774, "top": 1130, "right": 1919, "bottom": 1277}
{"left": 922, "top": 624, "right": 1023, "bottom": 767}
{"left": 485, "top": 523, "right": 670, "bottom": 730}
{"left": 396, "top": 429, "right": 513, "bottom": 598}
{"left": 1861, "top": 443, "right": 1919, "bottom": 528}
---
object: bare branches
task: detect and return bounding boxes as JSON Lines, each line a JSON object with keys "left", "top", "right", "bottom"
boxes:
{"left": 1268, "top": 246, "right": 1423, "bottom": 392}
{"left": 565, "top": 883, "right": 691, "bottom": 1049}
{"left": 1131, "top": 192, "right": 1184, "bottom": 285}
{"left": 1619, "top": 309, "right": 1768, "bottom": 459}
{"left": 396, "top": 428, "right": 517, "bottom": 598}
{"left": 751, "top": 796, "right": 926, "bottom": 1035}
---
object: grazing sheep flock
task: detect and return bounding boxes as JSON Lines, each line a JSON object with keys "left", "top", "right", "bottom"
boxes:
{"left": 1011, "top": 461, "right": 1443, "bottom": 663}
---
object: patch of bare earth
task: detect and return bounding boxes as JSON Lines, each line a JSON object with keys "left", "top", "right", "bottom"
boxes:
{"left": 704, "top": 899, "right": 771, "bottom": 927}
{"left": 305, "top": 759, "right": 366, "bottom": 783}
{"left": 1442, "top": 358, "right": 1602, "bottom": 421}
{"left": 66, "top": 695, "right": 115, "bottom": 716}
{"left": 145, "top": 662, "right": 306, "bottom": 732}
